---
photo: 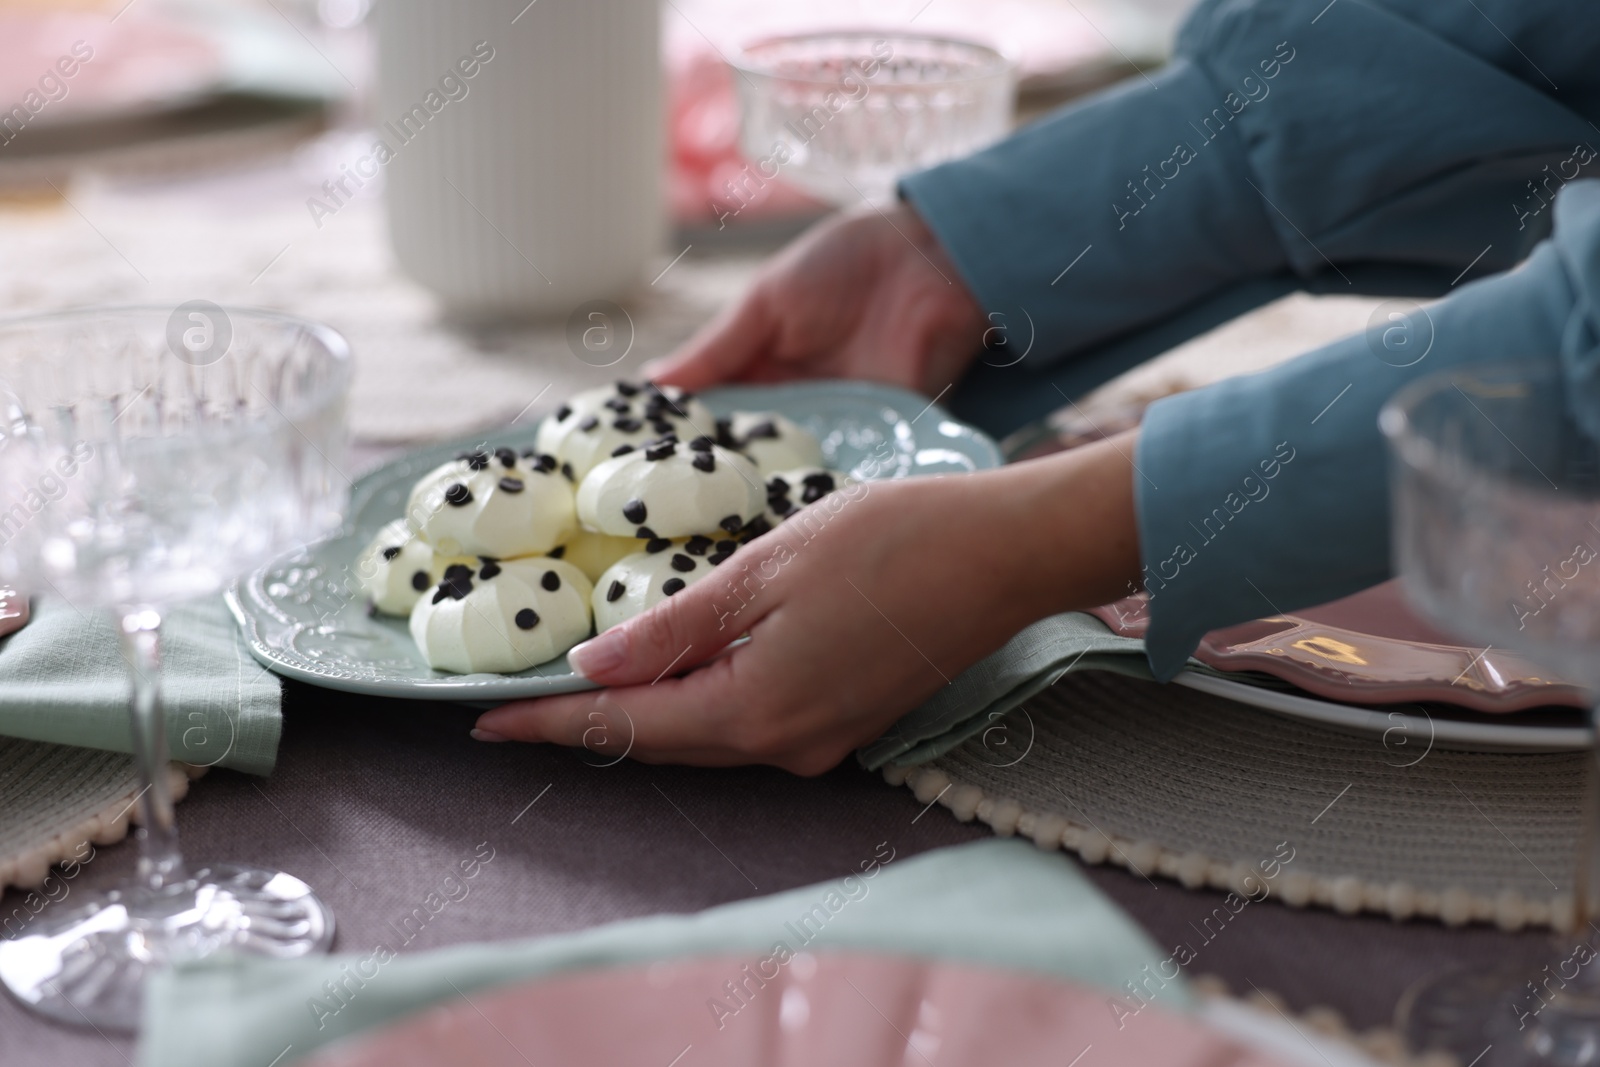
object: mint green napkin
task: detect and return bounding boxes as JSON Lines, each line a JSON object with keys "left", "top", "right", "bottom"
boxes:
{"left": 141, "top": 839, "right": 1186, "bottom": 1067}
{"left": 858, "top": 611, "right": 1279, "bottom": 770}
{"left": 0, "top": 597, "right": 281, "bottom": 776}
{"left": 859, "top": 612, "right": 1157, "bottom": 770}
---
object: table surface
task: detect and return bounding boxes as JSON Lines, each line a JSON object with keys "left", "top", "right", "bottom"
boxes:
{"left": 0, "top": 677, "right": 1552, "bottom": 1067}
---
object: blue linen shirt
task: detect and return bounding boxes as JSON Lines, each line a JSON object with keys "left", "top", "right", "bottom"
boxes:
{"left": 900, "top": 0, "right": 1600, "bottom": 678}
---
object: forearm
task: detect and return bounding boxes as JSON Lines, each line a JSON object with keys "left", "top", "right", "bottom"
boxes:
{"left": 981, "top": 431, "right": 1143, "bottom": 622}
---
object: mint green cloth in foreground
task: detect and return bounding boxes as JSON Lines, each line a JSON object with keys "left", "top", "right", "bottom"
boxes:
{"left": 141, "top": 839, "right": 1184, "bottom": 1067}
{"left": 0, "top": 597, "right": 282, "bottom": 776}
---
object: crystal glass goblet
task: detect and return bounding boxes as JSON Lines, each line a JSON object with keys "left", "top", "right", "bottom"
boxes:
{"left": 1384, "top": 361, "right": 1600, "bottom": 1066}
{"left": 0, "top": 305, "right": 351, "bottom": 1031}
{"left": 729, "top": 30, "right": 1014, "bottom": 208}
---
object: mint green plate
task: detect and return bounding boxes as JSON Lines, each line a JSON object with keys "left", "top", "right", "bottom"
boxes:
{"left": 227, "top": 381, "right": 1000, "bottom": 701}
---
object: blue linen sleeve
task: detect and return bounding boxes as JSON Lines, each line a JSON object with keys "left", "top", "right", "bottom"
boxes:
{"left": 900, "top": 0, "right": 1596, "bottom": 370}
{"left": 1136, "top": 180, "right": 1600, "bottom": 679}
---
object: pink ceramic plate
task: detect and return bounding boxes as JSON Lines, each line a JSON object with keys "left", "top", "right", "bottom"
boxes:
{"left": 1091, "top": 580, "right": 1584, "bottom": 713}
{"left": 299, "top": 951, "right": 1294, "bottom": 1067}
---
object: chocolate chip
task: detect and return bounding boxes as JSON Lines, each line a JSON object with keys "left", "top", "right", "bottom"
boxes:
{"left": 541, "top": 570, "right": 560, "bottom": 591}
{"left": 495, "top": 447, "right": 517, "bottom": 468}
{"left": 611, "top": 443, "right": 634, "bottom": 457}
{"left": 458, "top": 450, "right": 490, "bottom": 470}
{"left": 689, "top": 436, "right": 714, "bottom": 452}
{"left": 692, "top": 452, "right": 715, "bottom": 473}
{"left": 742, "top": 515, "right": 773, "bottom": 539}
{"left": 444, "top": 483, "right": 473, "bottom": 507}
{"left": 719, "top": 514, "right": 744, "bottom": 534}
{"left": 622, "top": 499, "right": 648, "bottom": 524}
{"left": 767, "top": 476, "right": 790, "bottom": 494}
{"left": 744, "top": 419, "right": 778, "bottom": 440}
{"left": 616, "top": 381, "right": 640, "bottom": 397}
{"left": 382, "top": 545, "right": 402, "bottom": 561}
{"left": 535, "top": 453, "right": 558, "bottom": 472}
{"left": 646, "top": 419, "right": 671, "bottom": 436}
{"left": 549, "top": 545, "right": 566, "bottom": 559}
{"left": 433, "top": 564, "right": 474, "bottom": 602}
{"left": 578, "top": 415, "right": 599, "bottom": 432}
{"left": 707, "top": 550, "right": 731, "bottom": 566}
{"left": 715, "top": 418, "right": 739, "bottom": 449}
{"left": 613, "top": 417, "right": 642, "bottom": 433}
{"left": 684, "top": 535, "right": 713, "bottom": 556}
{"left": 670, "top": 553, "right": 695, "bottom": 573}
{"left": 556, "top": 403, "right": 572, "bottom": 421}
{"left": 606, "top": 580, "right": 625, "bottom": 602}
{"left": 773, "top": 499, "right": 796, "bottom": 516}
{"left": 499, "top": 477, "right": 525, "bottom": 493}
{"left": 636, "top": 526, "right": 657, "bottom": 540}
{"left": 662, "top": 577, "right": 686, "bottom": 596}
{"left": 604, "top": 397, "right": 631, "bottom": 413}
{"left": 803, "top": 472, "right": 836, "bottom": 487}
{"left": 411, "top": 570, "right": 431, "bottom": 590}
{"left": 645, "top": 441, "right": 675, "bottom": 461}
{"left": 716, "top": 540, "right": 737, "bottom": 554}
{"left": 515, "top": 608, "right": 539, "bottom": 630}
{"left": 561, "top": 462, "right": 575, "bottom": 482}
{"left": 645, "top": 537, "right": 671, "bottom": 553}
{"left": 479, "top": 560, "right": 501, "bottom": 579}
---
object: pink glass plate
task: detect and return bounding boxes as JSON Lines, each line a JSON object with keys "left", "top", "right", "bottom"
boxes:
{"left": 299, "top": 951, "right": 1293, "bottom": 1067}
{"left": 1091, "top": 580, "right": 1585, "bottom": 713}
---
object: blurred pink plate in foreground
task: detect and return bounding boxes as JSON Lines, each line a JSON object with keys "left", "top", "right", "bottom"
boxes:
{"left": 299, "top": 951, "right": 1298, "bottom": 1067}
{"left": 1092, "top": 580, "right": 1585, "bottom": 714}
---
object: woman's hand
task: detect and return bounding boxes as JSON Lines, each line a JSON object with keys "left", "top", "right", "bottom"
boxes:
{"left": 643, "top": 201, "right": 988, "bottom": 396}
{"left": 472, "top": 434, "right": 1142, "bottom": 774}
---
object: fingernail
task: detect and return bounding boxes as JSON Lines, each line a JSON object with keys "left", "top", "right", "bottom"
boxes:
{"left": 470, "top": 728, "right": 508, "bottom": 743}
{"left": 567, "top": 631, "right": 626, "bottom": 678}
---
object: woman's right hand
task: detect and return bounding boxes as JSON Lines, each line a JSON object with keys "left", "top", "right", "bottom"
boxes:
{"left": 644, "top": 201, "right": 989, "bottom": 396}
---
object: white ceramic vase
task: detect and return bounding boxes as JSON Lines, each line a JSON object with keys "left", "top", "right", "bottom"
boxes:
{"left": 375, "top": 0, "right": 663, "bottom": 319}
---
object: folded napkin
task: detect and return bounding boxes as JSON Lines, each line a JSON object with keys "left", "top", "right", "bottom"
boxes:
{"left": 0, "top": 596, "right": 281, "bottom": 776}
{"left": 859, "top": 611, "right": 1163, "bottom": 770}
{"left": 141, "top": 838, "right": 1186, "bottom": 1067}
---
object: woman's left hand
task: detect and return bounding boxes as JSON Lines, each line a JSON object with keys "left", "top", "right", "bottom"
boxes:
{"left": 472, "top": 435, "right": 1141, "bottom": 775}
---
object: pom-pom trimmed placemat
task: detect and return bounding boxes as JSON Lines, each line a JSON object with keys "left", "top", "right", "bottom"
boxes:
{"left": 887, "top": 670, "right": 1583, "bottom": 931}
{"left": 0, "top": 736, "right": 201, "bottom": 893}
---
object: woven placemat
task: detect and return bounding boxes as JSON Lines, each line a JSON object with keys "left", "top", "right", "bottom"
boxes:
{"left": 888, "top": 670, "right": 1582, "bottom": 931}
{"left": 0, "top": 737, "right": 200, "bottom": 894}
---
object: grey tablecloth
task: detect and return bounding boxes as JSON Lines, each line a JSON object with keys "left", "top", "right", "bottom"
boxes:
{"left": 0, "top": 681, "right": 1550, "bottom": 1067}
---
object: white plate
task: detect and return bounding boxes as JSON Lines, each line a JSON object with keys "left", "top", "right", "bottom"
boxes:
{"left": 1175, "top": 672, "right": 1591, "bottom": 753}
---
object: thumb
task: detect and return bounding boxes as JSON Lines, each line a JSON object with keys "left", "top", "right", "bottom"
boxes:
{"left": 566, "top": 549, "right": 777, "bottom": 685}
{"left": 643, "top": 288, "right": 773, "bottom": 390}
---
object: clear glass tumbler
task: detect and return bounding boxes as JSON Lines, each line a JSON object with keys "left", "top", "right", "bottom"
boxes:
{"left": 1384, "top": 361, "right": 1600, "bottom": 1066}
{"left": 0, "top": 305, "right": 351, "bottom": 1031}
{"left": 730, "top": 30, "right": 1014, "bottom": 207}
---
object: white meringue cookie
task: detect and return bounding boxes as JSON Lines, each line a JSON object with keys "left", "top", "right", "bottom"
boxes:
{"left": 555, "top": 528, "right": 643, "bottom": 583}
{"left": 762, "top": 467, "right": 859, "bottom": 525}
{"left": 407, "top": 447, "right": 576, "bottom": 559}
{"left": 726, "top": 411, "right": 823, "bottom": 475}
{"left": 593, "top": 540, "right": 733, "bottom": 631}
{"left": 535, "top": 381, "right": 715, "bottom": 481}
{"left": 576, "top": 438, "right": 764, "bottom": 539}
{"left": 410, "top": 557, "right": 594, "bottom": 674}
{"left": 355, "top": 519, "right": 455, "bottom": 617}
